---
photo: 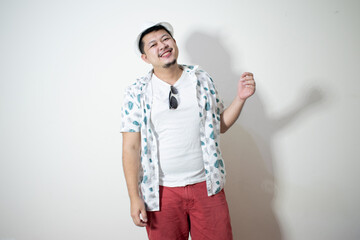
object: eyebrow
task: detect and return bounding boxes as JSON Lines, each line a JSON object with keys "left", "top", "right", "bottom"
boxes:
{"left": 147, "top": 34, "right": 171, "bottom": 46}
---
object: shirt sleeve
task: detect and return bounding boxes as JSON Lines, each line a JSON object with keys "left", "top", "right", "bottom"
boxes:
{"left": 198, "top": 66, "right": 225, "bottom": 114}
{"left": 214, "top": 84, "right": 225, "bottom": 114}
{"left": 207, "top": 72, "right": 225, "bottom": 115}
{"left": 120, "top": 87, "right": 142, "bottom": 133}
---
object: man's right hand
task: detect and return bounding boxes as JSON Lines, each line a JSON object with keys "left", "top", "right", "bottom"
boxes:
{"left": 130, "top": 196, "right": 148, "bottom": 227}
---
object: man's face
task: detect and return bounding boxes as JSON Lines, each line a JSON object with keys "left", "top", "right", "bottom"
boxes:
{"left": 141, "top": 29, "right": 179, "bottom": 69}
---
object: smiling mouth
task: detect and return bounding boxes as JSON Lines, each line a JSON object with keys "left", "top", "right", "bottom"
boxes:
{"left": 159, "top": 48, "right": 173, "bottom": 58}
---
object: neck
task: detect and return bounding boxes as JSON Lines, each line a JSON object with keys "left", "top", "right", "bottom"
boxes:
{"left": 153, "top": 64, "right": 183, "bottom": 85}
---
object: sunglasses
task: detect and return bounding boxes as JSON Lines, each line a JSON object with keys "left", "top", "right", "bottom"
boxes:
{"left": 169, "top": 86, "right": 178, "bottom": 109}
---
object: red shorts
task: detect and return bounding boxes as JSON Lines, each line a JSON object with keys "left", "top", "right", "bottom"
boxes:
{"left": 146, "top": 181, "right": 233, "bottom": 240}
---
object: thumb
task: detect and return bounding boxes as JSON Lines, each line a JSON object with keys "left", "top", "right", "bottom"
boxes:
{"left": 140, "top": 209, "right": 148, "bottom": 222}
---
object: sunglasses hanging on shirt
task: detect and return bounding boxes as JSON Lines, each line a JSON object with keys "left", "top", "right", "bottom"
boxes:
{"left": 169, "top": 86, "right": 178, "bottom": 109}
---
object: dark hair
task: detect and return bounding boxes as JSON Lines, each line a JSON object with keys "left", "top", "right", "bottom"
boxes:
{"left": 138, "top": 25, "right": 173, "bottom": 54}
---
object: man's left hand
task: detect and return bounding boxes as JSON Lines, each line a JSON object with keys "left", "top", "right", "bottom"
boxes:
{"left": 238, "top": 72, "right": 256, "bottom": 100}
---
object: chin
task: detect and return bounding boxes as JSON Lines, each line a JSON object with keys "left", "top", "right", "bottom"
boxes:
{"left": 163, "top": 59, "right": 177, "bottom": 68}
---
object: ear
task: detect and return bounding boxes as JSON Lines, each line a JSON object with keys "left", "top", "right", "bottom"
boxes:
{"left": 141, "top": 54, "right": 150, "bottom": 64}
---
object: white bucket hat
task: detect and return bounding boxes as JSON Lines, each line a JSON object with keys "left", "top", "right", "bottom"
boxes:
{"left": 134, "top": 21, "right": 174, "bottom": 56}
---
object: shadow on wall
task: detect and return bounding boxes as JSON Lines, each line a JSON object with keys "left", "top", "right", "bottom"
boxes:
{"left": 185, "top": 31, "right": 323, "bottom": 240}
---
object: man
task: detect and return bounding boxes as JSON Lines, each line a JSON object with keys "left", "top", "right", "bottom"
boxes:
{"left": 120, "top": 22, "right": 255, "bottom": 240}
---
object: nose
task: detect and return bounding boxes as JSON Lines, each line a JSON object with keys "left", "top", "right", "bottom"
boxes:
{"left": 158, "top": 41, "right": 168, "bottom": 50}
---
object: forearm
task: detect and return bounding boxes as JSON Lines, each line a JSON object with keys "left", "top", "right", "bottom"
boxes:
{"left": 123, "top": 149, "right": 141, "bottom": 199}
{"left": 220, "top": 96, "right": 246, "bottom": 133}
{"left": 122, "top": 147, "right": 142, "bottom": 200}
{"left": 121, "top": 132, "right": 147, "bottom": 226}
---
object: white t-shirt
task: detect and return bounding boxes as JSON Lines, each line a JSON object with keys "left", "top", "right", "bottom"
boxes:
{"left": 150, "top": 70, "right": 206, "bottom": 187}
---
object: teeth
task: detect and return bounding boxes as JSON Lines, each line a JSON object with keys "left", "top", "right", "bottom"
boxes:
{"left": 161, "top": 49, "right": 171, "bottom": 57}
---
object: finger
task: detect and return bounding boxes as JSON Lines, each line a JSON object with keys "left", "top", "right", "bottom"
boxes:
{"left": 138, "top": 220, "right": 147, "bottom": 227}
{"left": 243, "top": 75, "right": 254, "bottom": 81}
{"left": 245, "top": 85, "right": 256, "bottom": 89}
{"left": 242, "top": 80, "right": 255, "bottom": 85}
{"left": 132, "top": 214, "right": 141, "bottom": 226}
{"left": 240, "top": 77, "right": 250, "bottom": 82}
{"left": 240, "top": 76, "right": 254, "bottom": 82}
{"left": 132, "top": 215, "right": 147, "bottom": 227}
{"left": 241, "top": 72, "right": 253, "bottom": 78}
{"left": 131, "top": 210, "right": 145, "bottom": 227}
{"left": 140, "top": 209, "right": 148, "bottom": 223}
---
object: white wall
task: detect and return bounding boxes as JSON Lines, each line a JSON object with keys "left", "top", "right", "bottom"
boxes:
{"left": 1, "top": 0, "right": 359, "bottom": 239}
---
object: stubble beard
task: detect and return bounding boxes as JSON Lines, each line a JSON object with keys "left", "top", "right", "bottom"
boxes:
{"left": 163, "top": 59, "right": 177, "bottom": 68}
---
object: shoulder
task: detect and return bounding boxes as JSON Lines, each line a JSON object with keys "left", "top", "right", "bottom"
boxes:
{"left": 124, "top": 72, "right": 152, "bottom": 96}
{"left": 181, "top": 64, "right": 212, "bottom": 81}
{"left": 194, "top": 66, "right": 214, "bottom": 85}
{"left": 124, "top": 79, "right": 142, "bottom": 94}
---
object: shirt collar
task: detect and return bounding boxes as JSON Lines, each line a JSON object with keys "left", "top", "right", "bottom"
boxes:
{"left": 138, "top": 64, "right": 199, "bottom": 85}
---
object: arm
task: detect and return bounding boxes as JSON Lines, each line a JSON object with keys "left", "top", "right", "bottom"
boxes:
{"left": 122, "top": 132, "right": 148, "bottom": 227}
{"left": 220, "top": 72, "right": 256, "bottom": 133}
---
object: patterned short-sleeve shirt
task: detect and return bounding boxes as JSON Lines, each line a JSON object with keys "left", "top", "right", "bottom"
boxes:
{"left": 120, "top": 65, "right": 226, "bottom": 211}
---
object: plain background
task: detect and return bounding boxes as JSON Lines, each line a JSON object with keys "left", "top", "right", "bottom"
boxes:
{"left": 1, "top": 0, "right": 359, "bottom": 239}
